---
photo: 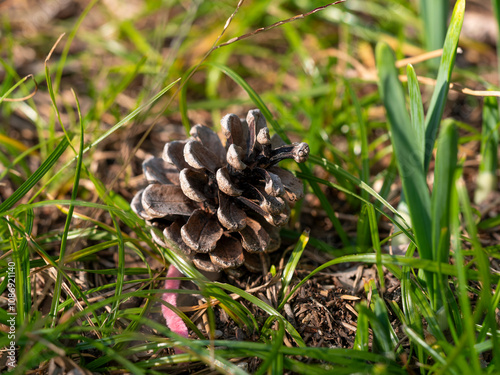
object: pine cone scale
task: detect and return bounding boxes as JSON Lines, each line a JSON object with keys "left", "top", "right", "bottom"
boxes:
{"left": 217, "top": 192, "right": 247, "bottom": 231}
{"left": 209, "top": 236, "right": 244, "bottom": 269}
{"left": 180, "top": 209, "right": 223, "bottom": 252}
{"left": 142, "top": 184, "right": 198, "bottom": 217}
{"left": 143, "top": 157, "right": 180, "bottom": 185}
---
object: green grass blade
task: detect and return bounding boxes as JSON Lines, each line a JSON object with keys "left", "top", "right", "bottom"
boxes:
{"left": 367, "top": 204, "right": 384, "bottom": 290}
{"left": 423, "top": 0, "right": 465, "bottom": 171}
{"left": 430, "top": 119, "right": 457, "bottom": 308}
{"left": 376, "top": 42, "right": 432, "bottom": 264}
{"left": 353, "top": 301, "right": 369, "bottom": 351}
{"left": 0, "top": 137, "right": 70, "bottom": 214}
{"left": 279, "top": 229, "right": 309, "bottom": 303}
{"left": 406, "top": 64, "right": 425, "bottom": 170}
{"left": 0, "top": 74, "right": 35, "bottom": 105}
{"left": 49, "top": 91, "right": 85, "bottom": 326}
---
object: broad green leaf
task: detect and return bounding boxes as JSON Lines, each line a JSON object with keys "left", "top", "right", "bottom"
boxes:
{"left": 376, "top": 42, "right": 432, "bottom": 266}
{"left": 0, "top": 137, "right": 70, "bottom": 213}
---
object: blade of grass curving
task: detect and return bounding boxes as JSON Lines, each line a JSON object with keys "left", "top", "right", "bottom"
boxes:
{"left": 437, "top": 334, "right": 477, "bottom": 375}
{"left": 430, "top": 120, "right": 457, "bottom": 309}
{"left": 407, "top": 64, "right": 425, "bottom": 170}
{"left": 279, "top": 229, "right": 309, "bottom": 303}
{"left": 0, "top": 74, "right": 36, "bottom": 105}
{"left": 49, "top": 91, "right": 85, "bottom": 327}
{"left": 307, "top": 155, "right": 412, "bottom": 234}
{"left": 296, "top": 168, "right": 414, "bottom": 242}
{"left": 0, "top": 136, "right": 69, "bottom": 214}
{"left": 423, "top": 0, "right": 465, "bottom": 171}
{"left": 475, "top": 96, "right": 499, "bottom": 204}
{"left": 376, "top": 42, "right": 433, "bottom": 295}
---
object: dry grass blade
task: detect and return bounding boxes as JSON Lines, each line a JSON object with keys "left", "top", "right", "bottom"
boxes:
{"left": 214, "top": 1, "right": 347, "bottom": 50}
{"left": 1, "top": 74, "right": 38, "bottom": 103}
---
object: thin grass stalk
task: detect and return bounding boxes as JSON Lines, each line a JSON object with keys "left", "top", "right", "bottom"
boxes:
{"left": 279, "top": 229, "right": 309, "bottom": 303}
{"left": 347, "top": 82, "right": 371, "bottom": 249}
{"left": 49, "top": 92, "right": 85, "bottom": 327}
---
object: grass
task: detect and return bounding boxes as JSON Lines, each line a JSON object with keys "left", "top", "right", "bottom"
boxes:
{"left": 1, "top": 0, "right": 499, "bottom": 373}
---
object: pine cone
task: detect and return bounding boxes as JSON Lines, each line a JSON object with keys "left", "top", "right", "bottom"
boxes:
{"left": 131, "top": 109, "right": 309, "bottom": 272}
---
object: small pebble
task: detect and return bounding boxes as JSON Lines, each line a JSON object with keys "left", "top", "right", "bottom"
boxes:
{"left": 214, "top": 330, "right": 223, "bottom": 339}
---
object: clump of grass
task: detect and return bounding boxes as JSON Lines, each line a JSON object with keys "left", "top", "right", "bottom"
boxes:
{"left": 1, "top": 0, "right": 499, "bottom": 374}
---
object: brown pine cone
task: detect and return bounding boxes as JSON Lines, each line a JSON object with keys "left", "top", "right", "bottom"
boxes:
{"left": 131, "top": 109, "right": 309, "bottom": 272}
